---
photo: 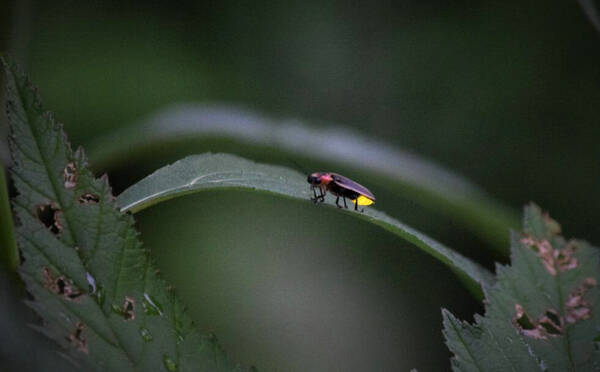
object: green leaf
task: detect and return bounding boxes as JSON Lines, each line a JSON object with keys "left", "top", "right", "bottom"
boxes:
{"left": 87, "top": 104, "right": 518, "bottom": 254}
{"left": 443, "top": 204, "right": 600, "bottom": 371}
{"left": 116, "top": 153, "right": 495, "bottom": 294}
{"left": 3, "top": 57, "right": 253, "bottom": 371}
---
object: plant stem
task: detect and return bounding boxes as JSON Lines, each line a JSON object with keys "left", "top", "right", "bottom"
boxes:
{"left": 0, "top": 165, "right": 18, "bottom": 273}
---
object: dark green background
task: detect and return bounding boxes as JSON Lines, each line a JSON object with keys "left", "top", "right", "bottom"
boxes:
{"left": 1, "top": 1, "right": 599, "bottom": 371}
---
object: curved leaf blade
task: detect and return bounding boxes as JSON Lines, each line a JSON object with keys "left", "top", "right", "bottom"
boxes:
{"left": 3, "top": 57, "right": 252, "bottom": 372}
{"left": 89, "top": 104, "right": 518, "bottom": 253}
{"left": 117, "top": 153, "right": 495, "bottom": 292}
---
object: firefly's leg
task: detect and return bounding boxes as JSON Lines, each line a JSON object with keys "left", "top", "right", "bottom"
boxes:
{"left": 343, "top": 197, "right": 348, "bottom": 209}
{"left": 335, "top": 196, "right": 342, "bottom": 208}
{"left": 319, "top": 189, "right": 326, "bottom": 202}
{"left": 354, "top": 200, "right": 358, "bottom": 211}
{"left": 311, "top": 187, "right": 319, "bottom": 203}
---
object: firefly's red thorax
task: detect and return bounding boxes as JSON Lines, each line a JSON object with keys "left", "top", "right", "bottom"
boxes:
{"left": 307, "top": 172, "right": 333, "bottom": 186}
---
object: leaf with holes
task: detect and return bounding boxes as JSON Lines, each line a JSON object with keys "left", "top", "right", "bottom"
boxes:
{"left": 3, "top": 57, "right": 253, "bottom": 371}
{"left": 442, "top": 204, "right": 600, "bottom": 371}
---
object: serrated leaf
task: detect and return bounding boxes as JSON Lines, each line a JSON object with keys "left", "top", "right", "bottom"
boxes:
{"left": 3, "top": 57, "right": 253, "bottom": 371}
{"left": 443, "top": 204, "right": 600, "bottom": 371}
{"left": 116, "top": 153, "right": 495, "bottom": 294}
{"left": 87, "top": 104, "right": 518, "bottom": 253}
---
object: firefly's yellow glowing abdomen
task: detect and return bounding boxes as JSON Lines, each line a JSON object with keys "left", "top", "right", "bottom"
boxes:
{"left": 353, "top": 195, "right": 374, "bottom": 206}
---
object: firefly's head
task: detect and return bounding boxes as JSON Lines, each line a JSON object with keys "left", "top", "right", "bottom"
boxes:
{"left": 307, "top": 172, "right": 333, "bottom": 186}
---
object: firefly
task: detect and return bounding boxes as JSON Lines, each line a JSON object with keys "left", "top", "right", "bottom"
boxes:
{"left": 307, "top": 172, "right": 375, "bottom": 211}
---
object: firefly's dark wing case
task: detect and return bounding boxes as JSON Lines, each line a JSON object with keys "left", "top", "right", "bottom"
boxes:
{"left": 330, "top": 174, "right": 376, "bottom": 200}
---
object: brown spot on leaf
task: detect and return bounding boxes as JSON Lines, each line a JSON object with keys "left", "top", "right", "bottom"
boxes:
{"left": 42, "top": 267, "right": 82, "bottom": 301}
{"left": 513, "top": 303, "right": 563, "bottom": 339}
{"left": 35, "top": 203, "right": 62, "bottom": 234}
{"left": 555, "top": 241, "right": 578, "bottom": 272}
{"left": 122, "top": 296, "right": 135, "bottom": 321}
{"left": 68, "top": 322, "right": 88, "bottom": 353}
{"left": 63, "top": 162, "right": 77, "bottom": 189}
{"left": 565, "top": 277, "right": 596, "bottom": 324}
{"left": 520, "top": 236, "right": 537, "bottom": 247}
{"left": 542, "top": 212, "right": 561, "bottom": 235}
{"left": 78, "top": 193, "right": 100, "bottom": 204}
{"left": 520, "top": 235, "right": 578, "bottom": 275}
{"left": 53, "top": 210, "right": 64, "bottom": 233}
{"left": 583, "top": 277, "right": 597, "bottom": 289}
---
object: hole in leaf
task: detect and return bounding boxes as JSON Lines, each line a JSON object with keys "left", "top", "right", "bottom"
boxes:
{"left": 514, "top": 304, "right": 536, "bottom": 330}
{"left": 539, "top": 310, "right": 563, "bottom": 335}
{"left": 63, "top": 162, "right": 77, "bottom": 189}
{"left": 78, "top": 192, "right": 100, "bottom": 204}
{"left": 544, "top": 309, "right": 561, "bottom": 326}
{"left": 67, "top": 322, "right": 88, "bottom": 354}
{"left": 539, "top": 321, "right": 561, "bottom": 335}
{"left": 35, "top": 203, "right": 62, "bottom": 234}
{"left": 513, "top": 304, "right": 564, "bottom": 339}
{"left": 115, "top": 296, "right": 136, "bottom": 321}
{"left": 42, "top": 267, "right": 82, "bottom": 301}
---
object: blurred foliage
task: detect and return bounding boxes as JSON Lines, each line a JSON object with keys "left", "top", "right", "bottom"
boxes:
{"left": 578, "top": 0, "right": 600, "bottom": 35}
{"left": 1, "top": 0, "right": 599, "bottom": 371}
{"left": 3, "top": 0, "right": 598, "bottom": 245}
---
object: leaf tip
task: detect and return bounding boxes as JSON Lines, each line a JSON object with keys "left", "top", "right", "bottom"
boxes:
{"left": 441, "top": 308, "right": 461, "bottom": 330}
{"left": 523, "top": 202, "right": 562, "bottom": 240}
